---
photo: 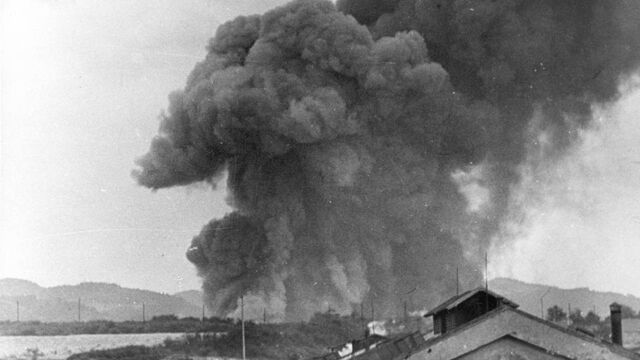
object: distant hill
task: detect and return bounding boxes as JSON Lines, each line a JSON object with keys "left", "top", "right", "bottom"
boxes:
{"left": 489, "top": 277, "right": 640, "bottom": 318}
{"left": 0, "top": 279, "right": 203, "bottom": 322}
{"left": 5, "top": 277, "right": 638, "bottom": 323}
{"left": 174, "top": 290, "right": 204, "bottom": 309}
{"left": 0, "top": 278, "right": 44, "bottom": 297}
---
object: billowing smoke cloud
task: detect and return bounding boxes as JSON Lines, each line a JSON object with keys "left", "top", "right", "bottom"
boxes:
{"left": 134, "top": 0, "right": 640, "bottom": 320}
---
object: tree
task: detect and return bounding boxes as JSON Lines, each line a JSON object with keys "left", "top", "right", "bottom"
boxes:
{"left": 619, "top": 304, "right": 637, "bottom": 318}
{"left": 583, "top": 311, "right": 600, "bottom": 325}
{"left": 150, "top": 314, "right": 178, "bottom": 322}
{"left": 546, "top": 305, "right": 567, "bottom": 323}
{"left": 569, "top": 309, "right": 585, "bottom": 326}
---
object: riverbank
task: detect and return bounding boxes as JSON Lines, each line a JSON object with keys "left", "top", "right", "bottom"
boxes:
{"left": 2, "top": 312, "right": 371, "bottom": 360}
{"left": 0, "top": 333, "right": 184, "bottom": 359}
{"left": 66, "top": 312, "right": 366, "bottom": 360}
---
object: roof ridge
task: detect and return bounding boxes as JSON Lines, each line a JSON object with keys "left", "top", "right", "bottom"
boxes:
{"left": 510, "top": 307, "right": 640, "bottom": 359}
{"left": 424, "top": 287, "right": 518, "bottom": 316}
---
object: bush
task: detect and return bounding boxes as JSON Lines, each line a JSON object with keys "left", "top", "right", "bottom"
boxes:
{"left": 67, "top": 345, "right": 162, "bottom": 360}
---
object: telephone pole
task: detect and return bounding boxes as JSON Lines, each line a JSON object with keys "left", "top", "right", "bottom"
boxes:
{"left": 540, "top": 288, "right": 551, "bottom": 319}
{"left": 241, "top": 296, "right": 246, "bottom": 360}
{"left": 142, "top": 303, "right": 146, "bottom": 323}
{"left": 360, "top": 302, "right": 364, "bottom": 333}
{"left": 370, "top": 297, "right": 374, "bottom": 322}
{"left": 485, "top": 253, "right": 488, "bottom": 290}
{"left": 403, "top": 301, "right": 408, "bottom": 326}
{"left": 16, "top": 301, "right": 20, "bottom": 322}
{"left": 456, "top": 267, "right": 460, "bottom": 296}
{"left": 485, "top": 252, "right": 489, "bottom": 313}
{"left": 78, "top": 298, "right": 81, "bottom": 322}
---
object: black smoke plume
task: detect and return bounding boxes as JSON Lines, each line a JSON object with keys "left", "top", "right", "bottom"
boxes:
{"left": 134, "top": 0, "right": 640, "bottom": 320}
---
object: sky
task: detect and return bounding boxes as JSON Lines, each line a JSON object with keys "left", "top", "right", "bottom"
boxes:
{"left": 0, "top": 0, "right": 289, "bottom": 294}
{"left": 490, "top": 82, "right": 640, "bottom": 297}
{"left": 1, "top": 0, "right": 640, "bottom": 298}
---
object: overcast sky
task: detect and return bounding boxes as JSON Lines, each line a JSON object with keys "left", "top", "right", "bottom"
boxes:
{"left": 0, "top": 0, "right": 289, "bottom": 293}
{"left": 2, "top": 0, "right": 640, "bottom": 297}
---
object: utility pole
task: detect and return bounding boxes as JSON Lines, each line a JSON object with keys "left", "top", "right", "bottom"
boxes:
{"left": 241, "top": 295, "right": 246, "bottom": 360}
{"left": 456, "top": 267, "right": 460, "bottom": 296}
{"left": 263, "top": 308, "right": 266, "bottom": 324}
{"left": 78, "top": 298, "right": 81, "bottom": 322}
{"left": 370, "top": 297, "right": 374, "bottom": 322}
{"left": 404, "top": 301, "right": 408, "bottom": 326}
{"left": 16, "top": 301, "right": 19, "bottom": 322}
{"left": 485, "top": 253, "right": 489, "bottom": 313}
{"left": 142, "top": 303, "right": 146, "bottom": 323}
{"left": 202, "top": 304, "right": 205, "bottom": 322}
{"left": 484, "top": 253, "right": 488, "bottom": 290}
{"left": 360, "top": 302, "right": 365, "bottom": 335}
{"left": 540, "top": 288, "right": 551, "bottom": 319}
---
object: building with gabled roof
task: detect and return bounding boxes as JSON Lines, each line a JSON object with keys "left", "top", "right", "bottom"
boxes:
{"left": 409, "top": 288, "right": 640, "bottom": 360}
{"left": 310, "top": 288, "right": 640, "bottom": 360}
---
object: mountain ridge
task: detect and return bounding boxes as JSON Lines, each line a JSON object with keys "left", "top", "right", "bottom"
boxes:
{"left": 0, "top": 278, "right": 204, "bottom": 322}
{"left": 488, "top": 277, "right": 640, "bottom": 318}
{"left": 3, "top": 277, "right": 639, "bottom": 322}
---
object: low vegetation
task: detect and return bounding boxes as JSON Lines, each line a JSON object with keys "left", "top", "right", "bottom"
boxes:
{"left": 158, "top": 312, "right": 365, "bottom": 359}
{"left": 0, "top": 315, "right": 234, "bottom": 336}
{"left": 67, "top": 346, "right": 164, "bottom": 360}
{"left": 9, "top": 311, "right": 373, "bottom": 360}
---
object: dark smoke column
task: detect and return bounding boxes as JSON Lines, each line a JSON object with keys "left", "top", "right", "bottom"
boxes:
{"left": 134, "top": 0, "right": 640, "bottom": 320}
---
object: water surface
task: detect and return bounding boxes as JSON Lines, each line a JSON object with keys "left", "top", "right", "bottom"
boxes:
{"left": 0, "top": 333, "right": 184, "bottom": 359}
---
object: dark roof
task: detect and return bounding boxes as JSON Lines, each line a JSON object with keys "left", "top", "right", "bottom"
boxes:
{"left": 312, "top": 332, "right": 422, "bottom": 360}
{"left": 424, "top": 287, "right": 519, "bottom": 317}
{"left": 351, "top": 332, "right": 425, "bottom": 360}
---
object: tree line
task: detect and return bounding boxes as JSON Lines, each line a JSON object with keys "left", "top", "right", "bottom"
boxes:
{"left": 546, "top": 303, "right": 640, "bottom": 338}
{"left": 0, "top": 315, "right": 236, "bottom": 336}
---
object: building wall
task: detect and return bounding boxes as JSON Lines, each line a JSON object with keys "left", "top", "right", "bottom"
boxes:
{"left": 434, "top": 314, "right": 444, "bottom": 334}
{"left": 623, "top": 318, "right": 640, "bottom": 349}
{"left": 445, "top": 311, "right": 456, "bottom": 333}
{"left": 456, "top": 337, "right": 568, "bottom": 360}
{"left": 409, "top": 308, "right": 636, "bottom": 360}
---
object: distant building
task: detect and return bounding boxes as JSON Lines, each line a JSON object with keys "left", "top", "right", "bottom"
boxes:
{"left": 623, "top": 318, "right": 640, "bottom": 352}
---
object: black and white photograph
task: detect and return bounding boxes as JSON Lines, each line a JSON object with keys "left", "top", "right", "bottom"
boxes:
{"left": 2, "top": 0, "right": 640, "bottom": 359}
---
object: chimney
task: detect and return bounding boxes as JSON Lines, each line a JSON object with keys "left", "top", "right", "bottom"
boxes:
{"left": 610, "top": 303, "right": 622, "bottom": 346}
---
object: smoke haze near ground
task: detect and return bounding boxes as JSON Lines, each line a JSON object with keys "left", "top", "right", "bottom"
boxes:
{"left": 134, "top": 0, "right": 640, "bottom": 320}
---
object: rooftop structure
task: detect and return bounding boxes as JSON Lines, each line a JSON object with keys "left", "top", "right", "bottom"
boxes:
{"left": 423, "top": 287, "right": 518, "bottom": 335}
{"left": 311, "top": 288, "right": 640, "bottom": 360}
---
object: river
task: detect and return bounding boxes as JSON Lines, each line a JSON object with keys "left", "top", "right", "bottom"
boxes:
{"left": 0, "top": 333, "right": 185, "bottom": 360}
